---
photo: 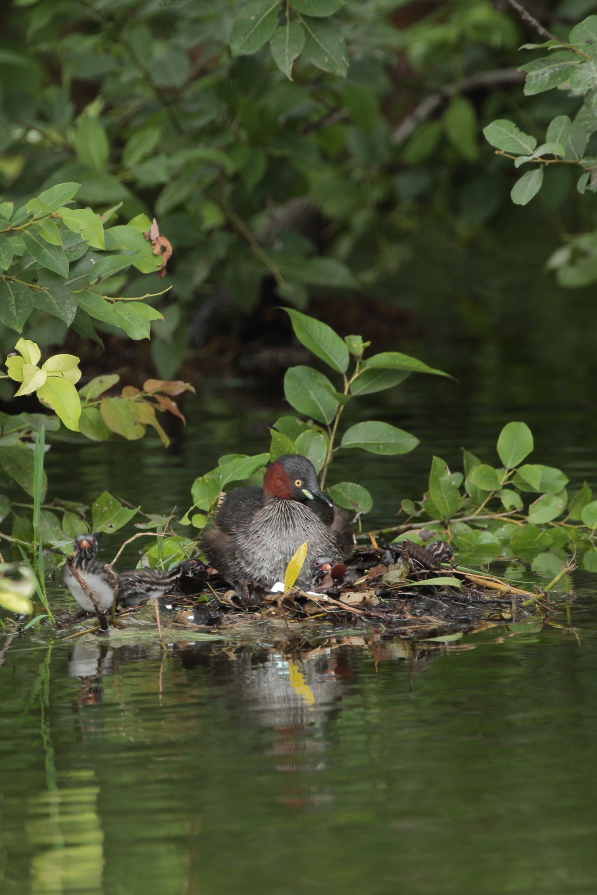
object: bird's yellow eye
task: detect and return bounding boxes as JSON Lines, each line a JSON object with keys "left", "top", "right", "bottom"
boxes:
{"left": 295, "top": 479, "right": 303, "bottom": 487}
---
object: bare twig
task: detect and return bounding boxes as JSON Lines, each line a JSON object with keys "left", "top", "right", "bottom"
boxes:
{"left": 225, "top": 207, "right": 288, "bottom": 289}
{"left": 155, "top": 597, "right": 167, "bottom": 652}
{"left": 363, "top": 510, "right": 520, "bottom": 539}
{"left": 501, "top": 0, "right": 557, "bottom": 41}
{"left": 392, "top": 69, "right": 524, "bottom": 145}
{"left": 60, "top": 625, "right": 101, "bottom": 641}
{"left": 107, "top": 531, "right": 163, "bottom": 568}
{"left": 66, "top": 555, "right": 109, "bottom": 630}
{"left": 301, "top": 108, "right": 349, "bottom": 135}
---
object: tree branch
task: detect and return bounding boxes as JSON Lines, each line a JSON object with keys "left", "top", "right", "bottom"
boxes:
{"left": 501, "top": 0, "right": 557, "bottom": 41}
{"left": 391, "top": 69, "right": 525, "bottom": 145}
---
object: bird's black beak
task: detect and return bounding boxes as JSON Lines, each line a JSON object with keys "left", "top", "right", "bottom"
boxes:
{"left": 310, "top": 488, "right": 333, "bottom": 508}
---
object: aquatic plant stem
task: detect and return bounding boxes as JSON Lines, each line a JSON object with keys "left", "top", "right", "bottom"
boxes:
{"left": 32, "top": 426, "right": 45, "bottom": 588}
{"left": 320, "top": 372, "right": 351, "bottom": 489}
{"left": 543, "top": 561, "right": 576, "bottom": 593}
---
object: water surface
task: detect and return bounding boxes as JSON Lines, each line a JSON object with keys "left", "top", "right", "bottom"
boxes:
{"left": 2, "top": 371, "right": 597, "bottom": 895}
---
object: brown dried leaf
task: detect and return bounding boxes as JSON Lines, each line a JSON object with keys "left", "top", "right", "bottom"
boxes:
{"left": 143, "top": 379, "right": 194, "bottom": 396}
{"left": 154, "top": 393, "right": 186, "bottom": 423}
{"left": 337, "top": 591, "right": 366, "bottom": 606}
{"left": 142, "top": 219, "right": 172, "bottom": 276}
{"left": 152, "top": 235, "right": 172, "bottom": 277}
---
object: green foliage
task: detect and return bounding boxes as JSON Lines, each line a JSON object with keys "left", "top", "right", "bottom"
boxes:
{"left": 485, "top": 14, "right": 597, "bottom": 279}
{"left": 391, "top": 420, "right": 597, "bottom": 575}
{"left": 0, "top": 0, "right": 551, "bottom": 370}
{"left": 186, "top": 311, "right": 446, "bottom": 526}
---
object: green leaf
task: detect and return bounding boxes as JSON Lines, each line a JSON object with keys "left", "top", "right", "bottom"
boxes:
{"left": 568, "top": 482, "right": 592, "bottom": 520}
{"left": 570, "top": 15, "right": 597, "bottom": 57}
{"left": 409, "top": 577, "right": 462, "bottom": 589}
{"left": 0, "top": 495, "right": 11, "bottom": 524}
{"left": 583, "top": 549, "right": 597, "bottom": 572}
{"left": 284, "top": 365, "right": 339, "bottom": 425}
{"left": 59, "top": 208, "right": 105, "bottom": 250}
{"left": 284, "top": 308, "right": 349, "bottom": 372}
{"left": 0, "top": 234, "right": 14, "bottom": 271}
{"left": 273, "top": 416, "right": 309, "bottom": 440}
{"left": 453, "top": 530, "right": 501, "bottom": 562}
{"left": 528, "top": 490, "right": 567, "bottom": 524}
{"left": 510, "top": 524, "right": 553, "bottom": 558}
{"left": 511, "top": 168, "right": 544, "bottom": 205}
{"left": 270, "top": 21, "right": 305, "bottom": 79}
{"left": 36, "top": 377, "right": 81, "bottom": 431}
{"left": 428, "top": 456, "right": 462, "bottom": 519}
{"left": 33, "top": 219, "right": 62, "bottom": 247}
{"left": 216, "top": 454, "right": 270, "bottom": 488}
{"left": 341, "top": 421, "right": 419, "bottom": 455}
{"left": 230, "top": 0, "right": 280, "bottom": 55}
{"left": 499, "top": 489, "right": 523, "bottom": 510}
{"left": 0, "top": 443, "right": 46, "bottom": 498}
{"left": 191, "top": 474, "right": 221, "bottom": 512}
{"left": 300, "top": 15, "right": 348, "bottom": 76}
{"left": 151, "top": 48, "right": 191, "bottom": 88}
{"left": 444, "top": 96, "right": 478, "bottom": 162}
{"left": 22, "top": 230, "right": 69, "bottom": 277}
{"left": 74, "top": 115, "right": 109, "bottom": 171}
{"left": 497, "top": 421, "right": 534, "bottom": 468}
{"left": 291, "top": 0, "right": 343, "bottom": 13}
{"left": 515, "top": 464, "right": 568, "bottom": 494}
{"left": 581, "top": 499, "right": 597, "bottom": 528}
{"left": 79, "top": 374, "right": 120, "bottom": 400}
{"left": 99, "top": 397, "right": 145, "bottom": 440}
{"left": 78, "top": 406, "right": 111, "bottom": 441}
{"left": 294, "top": 429, "right": 327, "bottom": 473}
{"left": 483, "top": 119, "right": 537, "bottom": 154}
{"left": 37, "top": 182, "right": 81, "bottom": 212}
{"left": 349, "top": 368, "right": 410, "bottom": 396}
{"left": 520, "top": 51, "right": 579, "bottom": 96}
{"left": 0, "top": 280, "right": 33, "bottom": 332}
{"left": 77, "top": 294, "right": 162, "bottom": 340}
{"left": 86, "top": 252, "right": 141, "bottom": 283}
{"left": 105, "top": 224, "right": 162, "bottom": 273}
{"left": 270, "top": 428, "right": 297, "bottom": 460}
{"left": 92, "top": 490, "right": 138, "bottom": 533}
{"left": 360, "top": 351, "right": 450, "bottom": 378}
{"left": 327, "top": 481, "right": 372, "bottom": 514}
{"left": 32, "top": 287, "right": 77, "bottom": 325}
{"left": 0, "top": 202, "right": 13, "bottom": 220}
{"left": 344, "top": 334, "right": 368, "bottom": 357}
{"left": 546, "top": 115, "right": 572, "bottom": 146}
{"left": 122, "top": 128, "right": 162, "bottom": 168}
{"left": 117, "top": 303, "right": 164, "bottom": 339}
{"left": 470, "top": 464, "right": 501, "bottom": 491}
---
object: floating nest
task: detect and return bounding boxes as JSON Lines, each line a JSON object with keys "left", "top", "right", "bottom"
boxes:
{"left": 49, "top": 539, "right": 554, "bottom": 645}
{"left": 42, "top": 539, "right": 560, "bottom": 646}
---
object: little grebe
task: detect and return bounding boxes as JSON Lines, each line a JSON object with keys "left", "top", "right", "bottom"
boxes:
{"left": 63, "top": 534, "right": 205, "bottom": 612}
{"left": 202, "top": 454, "right": 354, "bottom": 592}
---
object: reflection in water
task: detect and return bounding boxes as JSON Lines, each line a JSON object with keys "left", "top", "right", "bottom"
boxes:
{"left": 68, "top": 641, "right": 114, "bottom": 708}
{"left": 27, "top": 771, "right": 103, "bottom": 894}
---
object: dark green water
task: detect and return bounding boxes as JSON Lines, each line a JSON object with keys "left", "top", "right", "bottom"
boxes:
{"left": 2, "top": 370, "right": 597, "bottom": 895}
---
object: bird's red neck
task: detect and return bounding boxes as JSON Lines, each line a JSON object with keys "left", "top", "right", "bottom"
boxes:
{"left": 263, "top": 461, "right": 294, "bottom": 499}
